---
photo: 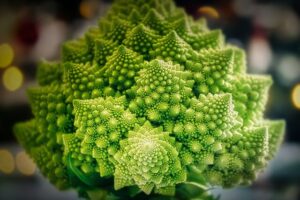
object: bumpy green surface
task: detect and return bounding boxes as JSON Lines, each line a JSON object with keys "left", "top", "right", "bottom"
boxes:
{"left": 14, "top": 0, "right": 285, "bottom": 199}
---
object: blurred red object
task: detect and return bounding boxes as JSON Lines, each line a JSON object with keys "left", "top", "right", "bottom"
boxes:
{"left": 14, "top": 8, "right": 39, "bottom": 48}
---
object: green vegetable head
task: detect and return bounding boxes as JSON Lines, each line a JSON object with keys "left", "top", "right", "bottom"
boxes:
{"left": 14, "top": 0, "right": 285, "bottom": 199}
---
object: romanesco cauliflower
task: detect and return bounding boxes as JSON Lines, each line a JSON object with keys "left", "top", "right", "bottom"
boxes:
{"left": 14, "top": 0, "right": 285, "bottom": 199}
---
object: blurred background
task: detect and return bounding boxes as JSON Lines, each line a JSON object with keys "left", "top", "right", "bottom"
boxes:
{"left": 0, "top": 0, "right": 299, "bottom": 199}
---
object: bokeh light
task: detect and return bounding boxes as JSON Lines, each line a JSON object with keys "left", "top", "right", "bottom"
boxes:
{"left": 291, "top": 84, "right": 300, "bottom": 109}
{"left": 0, "top": 43, "right": 14, "bottom": 68}
{"left": 2, "top": 66, "right": 24, "bottom": 91}
{"left": 80, "top": 0, "right": 97, "bottom": 19}
{"left": 248, "top": 37, "right": 272, "bottom": 73}
{"left": 15, "top": 151, "right": 36, "bottom": 176}
{"left": 277, "top": 54, "right": 300, "bottom": 86}
{"left": 0, "top": 149, "right": 15, "bottom": 174}
{"left": 198, "top": 6, "right": 220, "bottom": 19}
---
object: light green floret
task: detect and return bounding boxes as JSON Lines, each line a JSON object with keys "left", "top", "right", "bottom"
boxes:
{"left": 23, "top": 84, "right": 72, "bottom": 189}
{"left": 93, "top": 39, "right": 117, "bottom": 67}
{"left": 63, "top": 134, "right": 98, "bottom": 174}
{"left": 187, "top": 48, "right": 235, "bottom": 95}
{"left": 113, "top": 122, "right": 186, "bottom": 195}
{"left": 262, "top": 120, "right": 285, "bottom": 160}
{"left": 14, "top": 120, "right": 70, "bottom": 189}
{"left": 62, "top": 38, "right": 92, "bottom": 64}
{"left": 14, "top": 120, "right": 40, "bottom": 153}
{"left": 73, "top": 96, "right": 137, "bottom": 176}
{"left": 150, "top": 30, "right": 198, "bottom": 65}
{"left": 129, "top": 59, "right": 193, "bottom": 122}
{"left": 202, "top": 126, "right": 269, "bottom": 187}
{"left": 124, "top": 24, "right": 159, "bottom": 59}
{"left": 102, "top": 45, "right": 143, "bottom": 91}
{"left": 13, "top": 0, "right": 285, "bottom": 199}
{"left": 37, "top": 61, "right": 63, "bottom": 86}
{"left": 64, "top": 62, "right": 103, "bottom": 101}
{"left": 174, "top": 93, "right": 240, "bottom": 166}
{"left": 142, "top": 9, "right": 169, "bottom": 35}
{"left": 105, "top": 18, "right": 133, "bottom": 44}
{"left": 230, "top": 75, "right": 272, "bottom": 125}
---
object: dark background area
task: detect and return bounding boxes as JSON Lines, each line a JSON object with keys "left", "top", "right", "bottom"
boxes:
{"left": 0, "top": 0, "right": 299, "bottom": 199}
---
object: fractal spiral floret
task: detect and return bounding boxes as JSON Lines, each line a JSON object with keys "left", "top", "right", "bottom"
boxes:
{"left": 14, "top": 0, "right": 285, "bottom": 199}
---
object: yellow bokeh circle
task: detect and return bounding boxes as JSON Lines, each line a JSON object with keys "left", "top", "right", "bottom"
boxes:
{"left": 0, "top": 43, "right": 14, "bottom": 68}
{"left": 16, "top": 151, "right": 36, "bottom": 176}
{"left": 2, "top": 66, "right": 24, "bottom": 91}
{"left": 291, "top": 84, "right": 300, "bottom": 109}
{"left": 0, "top": 149, "right": 15, "bottom": 174}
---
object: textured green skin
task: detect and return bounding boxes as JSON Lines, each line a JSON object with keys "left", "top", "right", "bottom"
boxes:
{"left": 14, "top": 0, "right": 285, "bottom": 199}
